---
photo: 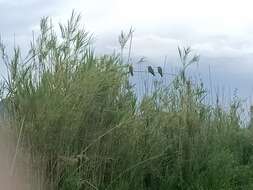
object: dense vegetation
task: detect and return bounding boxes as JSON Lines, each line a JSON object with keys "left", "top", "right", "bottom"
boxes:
{"left": 1, "top": 12, "right": 253, "bottom": 190}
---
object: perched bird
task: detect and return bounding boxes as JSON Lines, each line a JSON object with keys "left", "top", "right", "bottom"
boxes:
{"left": 148, "top": 66, "right": 155, "bottom": 76}
{"left": 157, "top": 66, "right": 163, "bottom": 77}
{"left": 129, "top": 65, "right": 134, "bottom": 76}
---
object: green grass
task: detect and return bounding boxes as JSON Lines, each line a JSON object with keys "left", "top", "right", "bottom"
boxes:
{"left": 1, "top": 11, "right": 253, "bottom": 190}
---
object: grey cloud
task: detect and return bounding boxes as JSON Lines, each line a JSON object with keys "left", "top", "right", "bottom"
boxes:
{"left": 0, "top": 0, "right": 65, "bottom": 36}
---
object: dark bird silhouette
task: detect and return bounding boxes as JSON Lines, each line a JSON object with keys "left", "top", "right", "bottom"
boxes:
{"left": 157, "top": 66, "right": 163, "bottom": 77}
{"left": 129, "top": 65, "right": 134, "bottom": 76}
{"left": 148, "top": 66, "right": 155, "bottom": 76}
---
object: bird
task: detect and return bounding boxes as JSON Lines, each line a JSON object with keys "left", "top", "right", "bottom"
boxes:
{"left": 148, "top": 66, "right": 155, "bottom": 76}
{"left": 157, "top": 66, "right": 163, "bottom": 77}
{"left": 129, "top": 65, "right": 134, "bottom": 76}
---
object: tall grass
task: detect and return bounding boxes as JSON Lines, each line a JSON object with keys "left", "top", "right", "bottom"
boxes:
{"left": 1, "top": 12, "right": 253, "bottom": 190}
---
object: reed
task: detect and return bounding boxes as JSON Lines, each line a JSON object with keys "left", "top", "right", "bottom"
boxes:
{"left": 1, "top": 11, "right": 253, "bottom": 190}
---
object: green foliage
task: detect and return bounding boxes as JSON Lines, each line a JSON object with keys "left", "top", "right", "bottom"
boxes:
{"left": 1, "top": 11, "right": 253, "bottom": 190}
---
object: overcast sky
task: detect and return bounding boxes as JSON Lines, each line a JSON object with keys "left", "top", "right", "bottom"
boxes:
{"left": 1, "top": 0, "right": 253, "bottom": 104}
